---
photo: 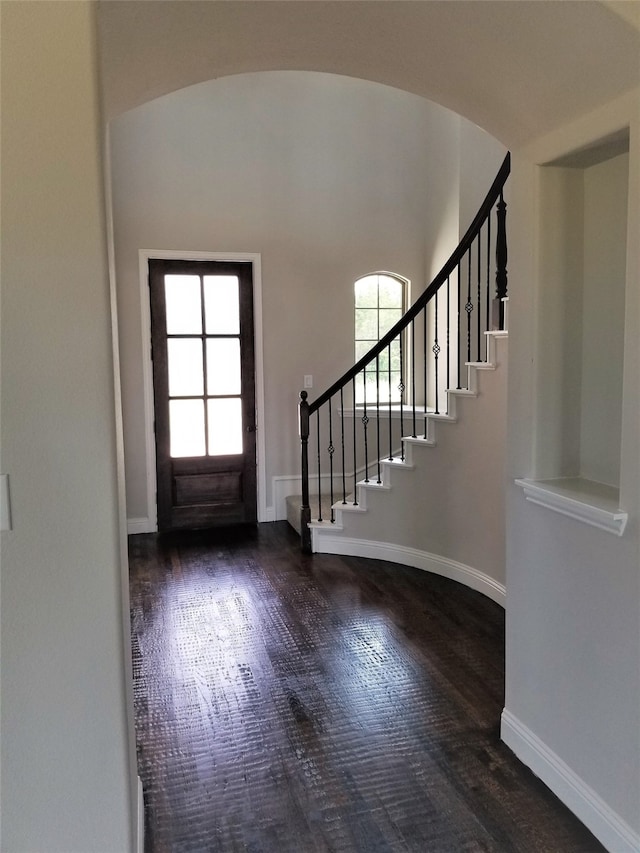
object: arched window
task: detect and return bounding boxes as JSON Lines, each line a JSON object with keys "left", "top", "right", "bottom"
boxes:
{"left": 354, "top": 272, "right": 408, "bottom": 404}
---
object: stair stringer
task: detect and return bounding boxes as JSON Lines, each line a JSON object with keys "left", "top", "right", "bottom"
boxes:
{"left": 310, "top": 332, "right": 508, "bottom": 606}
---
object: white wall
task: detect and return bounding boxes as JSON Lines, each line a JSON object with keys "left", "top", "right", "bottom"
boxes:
{"left": 535, "top": 151, "right": 628, "bottom": 486}
{"left": 97, "top": 1, "right": 640, "bottom": 149}
{"left": 581, "top": 152, "right": 628, "bottom": 486}
{"left": 0, "top": 3, "right": 133, "bottom": 850}
{"left": 504, "top": 90, "right": 640, "bottom": 851}
{"left": 109, "top": 72, "right": 470, "bottom": 524}
{"left": 536, "top": 167, "right": 586, "bottom": 479}
{"left": 459, "top": 122, "right": 509, "bottom": 238}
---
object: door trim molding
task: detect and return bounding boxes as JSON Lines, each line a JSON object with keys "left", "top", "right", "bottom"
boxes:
{"left": 137, "top": 249, "right": 266, "bottom": 530}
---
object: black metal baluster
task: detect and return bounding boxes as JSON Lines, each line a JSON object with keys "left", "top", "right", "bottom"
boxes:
{"left": 388, "top": 343, "right": 393, "bottom": 461}
{"left": 299, "top": 391, "right": 311, "bottom": 553}
{"left": 486, "top": 217, "right": 491, "bottom": 360}
{"left": 457, "top": 262, "right": 462, "bottom": 389}
{"left": 362, "top": 371, "right": 370, "bottom": 484}
{"left": 316, "top": 410, "right": 322, "bottom": 522}
{"left": 466, "top": 250, "right": 473, "bottom": 365}
{"left": 446, "top": 275, "right": 450, "bottom": 413}
{"left": 411, "top": 318, "right": 417, "bottom": 438}
{"left": 328, "top": 397, "right": 335, "bottom": 522}
{"left": 399, "top": 335, "right": 405, "bottom": 461}
{"left": 477, "top": 235, "right": 482, "bottom": 362}
{"left": 495, "top": 190, "right": 508, "bottom": 330}
{"left": 423, "top": 304, "right": 428, "bottom": 437}
{"left": 433, "top": 290, "right": 440, "bottom": 415}
{"left": 340, "top": 387, "right": 346, "bottom": 504}
{"left": 376, "top": 354, "right": 381, "bottom": 483}
{"left": 352, "top": 378, "right": 358, "bottom": 504}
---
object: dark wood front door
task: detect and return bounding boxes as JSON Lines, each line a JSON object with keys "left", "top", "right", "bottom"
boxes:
{"left": 149, "top": 259, "right": 257, "bottom": 530}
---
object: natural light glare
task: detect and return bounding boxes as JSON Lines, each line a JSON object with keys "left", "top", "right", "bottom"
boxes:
{"left": 379, "top": 309, "right": 402, "bottom": 336}
{"left": 170, "top": 399, "right": 206, "bottom": 457}
{"left": 208, "top": 398, "right": 243, "bottom": 456}
{"left": 355, "top": 308, "right": 378, "bottom": 341}
{"left": 204, "top": 276, "right": 240, "bottom": 335}
{"left": 354, "top": 276, "right": 379, "bottom": 308}
{"left": 168, "top": 339, "right": 204, "bottom": 397}
{"left": 378, "top": 276, "right": 403, "bottom": 307}
{"left": 206, "top": 339, "right": 241, "bottom": 396}
{"left": 165, "top": 275, "right": 202, "bottom": 334}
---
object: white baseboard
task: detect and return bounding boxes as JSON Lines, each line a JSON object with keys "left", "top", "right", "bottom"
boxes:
{"left": 501, "top": 709, "right": 640, "bottom": 853}
{"left": 312, "top": 534, "right": 505, "bottom": 606}
{"left": 137, "top": 775, "right": 144, "bottom": 853}
{"left": 127, "top": 517, "right": 156, "bottom": 535}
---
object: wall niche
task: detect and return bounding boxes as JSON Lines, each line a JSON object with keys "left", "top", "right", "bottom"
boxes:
{"left": 518, "top": 130, "right": 630, "bottom": 535}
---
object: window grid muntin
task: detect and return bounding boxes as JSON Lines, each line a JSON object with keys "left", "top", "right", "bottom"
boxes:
{"left": 355, "top": 273, "right": 407, "bottom": 404}
{"left": 165, "top": 273, "right": 243, "bottom": 457}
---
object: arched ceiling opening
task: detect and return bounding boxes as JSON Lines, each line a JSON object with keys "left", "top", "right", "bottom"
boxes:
{"left": 98, "top": 0, "right": 640, "bottom": 148}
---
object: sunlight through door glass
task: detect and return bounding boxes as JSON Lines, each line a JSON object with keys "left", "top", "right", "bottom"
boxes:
{"left": 170, "top": 399, "right": 206, "bottom": 457}
{"left": 208, "top": 398, "right": 243, "bottom": 456}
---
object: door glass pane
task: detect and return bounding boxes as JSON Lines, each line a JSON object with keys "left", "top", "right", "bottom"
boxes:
{"left": 164, "top": 275, "right": 202, "bottom": 334}
{"left": 204, "top": 276, "right": 240, "bottom": 334}
{"left": 207, "top": 398, "right": 243, "bottom": 456}
{"left": 206, "top": 338, "right": 241, "bottom": 396}
{"left": 169, "top": 399, "right": 206, "bottom": 457}
{"left": 168, "top": 339, "right": 204, "bottom": 397}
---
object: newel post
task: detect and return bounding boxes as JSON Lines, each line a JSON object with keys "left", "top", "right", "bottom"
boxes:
{"left": 299, "top": 390, "right": 312, "bottom": 554}
{"left": 494, "top": 190, "right": 508, "bottom": 330}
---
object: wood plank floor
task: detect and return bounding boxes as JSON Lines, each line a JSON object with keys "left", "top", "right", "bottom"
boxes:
{"left": 129, "top": 522, "right": 604, "bottom": 853}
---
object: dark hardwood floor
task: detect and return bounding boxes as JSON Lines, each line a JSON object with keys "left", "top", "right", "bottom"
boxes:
{"left": 129, "top": 521, "right": 604, "bottom": 853}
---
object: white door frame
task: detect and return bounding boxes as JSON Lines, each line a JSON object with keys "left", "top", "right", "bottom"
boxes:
{"left": 137, "top": 249, "right": 267, "bottom": 531}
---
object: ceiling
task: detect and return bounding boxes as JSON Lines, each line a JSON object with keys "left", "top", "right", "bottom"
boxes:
{"left": 97, "top": 1, "right": 640, "bottom": 147}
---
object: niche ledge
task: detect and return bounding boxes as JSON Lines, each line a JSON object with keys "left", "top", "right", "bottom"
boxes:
{"left": 515, "top": 477, "right": 627, "bottom": 536}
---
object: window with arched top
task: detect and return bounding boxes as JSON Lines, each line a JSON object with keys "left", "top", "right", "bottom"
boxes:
{"left": 354, "top": 272, "right": 408, "bottom": 404}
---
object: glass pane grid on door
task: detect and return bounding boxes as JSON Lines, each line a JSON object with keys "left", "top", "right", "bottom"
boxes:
{"left": 165, "top": 274, "right": 243, "bottom": 459}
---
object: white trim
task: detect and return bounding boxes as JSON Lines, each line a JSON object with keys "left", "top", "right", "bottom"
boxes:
{"left": 136, "top": 250, "right": 267, "bottom": 528}
{"left": 104, "top": 126, "right": 140, "bottom": 851}
{"left": 515, "top": 478, "right": 628, "bottom": 536}
{"left": 127, "top": 517, "right": 155, "bottom": 535}
{"left": 138, "top": 251, "right": 158, "bottom": 532}
{"left": 501, "top": 710, "right": 640, "bottom": 853}
{"left": 311, "top": 534, "right": 505, "bottom": 606}
{"left": 137, "top": 776, "right": 145, "bottom": 853}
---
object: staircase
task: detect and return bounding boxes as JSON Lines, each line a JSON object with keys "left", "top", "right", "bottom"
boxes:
{"left": 296, "top": 154, "right": 510, "bottom": 602}
{"left": 306, "top": 331, "right": 508, "bottom": 604}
